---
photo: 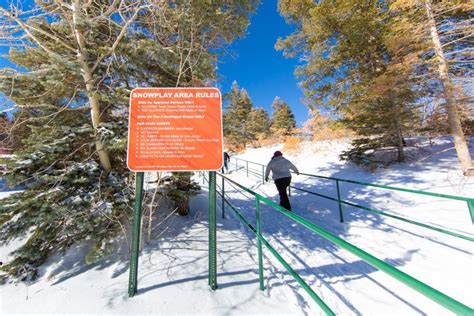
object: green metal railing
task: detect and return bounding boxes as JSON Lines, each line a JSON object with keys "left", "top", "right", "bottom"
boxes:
{"left": 202, "top": 172, "right": 335, "bottom": 314}
{"left": 128, "top": 172, "right": 144, "bottom": 297}
{"left": 206, "top": 172, "right": 473, "bottom": 315}
{"left": 230, "top": 157, "right": 474, "bottom": 242}
{"left": 208, "top": 171, "right": 217, "bottom": 290}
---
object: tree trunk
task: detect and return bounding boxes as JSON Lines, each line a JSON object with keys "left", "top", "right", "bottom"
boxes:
{"left": 172, "top": 172, "right": 191, "bottom": 216}
{"left": 72, "top": 0, "right": 112, "bottom": 172}
{"left": 395, "top": 120, "right": 405, "bottom": 162}
{"left": 175, "top": 194, "right": 190, "bottom": 216}
{"left": 425, "top": 0, "right": 473, "bottom": 176}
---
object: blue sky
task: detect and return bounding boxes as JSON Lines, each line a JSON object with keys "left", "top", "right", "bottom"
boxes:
{"left": 218, "top": 1, "right": 309, "bottom": 126}
{"left": 0, "top": 1, "right": 309, "bottom": 125}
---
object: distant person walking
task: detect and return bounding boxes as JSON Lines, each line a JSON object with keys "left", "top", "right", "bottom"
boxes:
{"left": 222, "top": 151, "right": 230, "bottom": 173}
{"left": 265, "top": 151, "right": 299, "bottom": 211}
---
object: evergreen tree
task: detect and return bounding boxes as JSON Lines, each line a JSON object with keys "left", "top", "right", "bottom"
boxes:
{"left": 303, "top": 109, "right": 351, "bottom": 141}
{"left": 244, "top": 107, "right": 271, "bottom": 143}
{"left": 277, "top": 1, "right": 388, "bottom": 110}
{"left": 223, "top": 81, "right": 254, "bottom": 149}
{"left": 0, "top": 113, "right": 9, "bottom": 148}
{"left": 277, "top": 0, "right": 420, "bottom": 164}
{"left": 0, "top": 1, "right": 258, "bottom": 279}
{"left": 340, "top": 69, "right": 419, "bottom": 163}
{"left": 270, "top": 97, "right": 296, "bottom": 136}
{"left": 388, "top": 0, "right": 473, "bottom": 174}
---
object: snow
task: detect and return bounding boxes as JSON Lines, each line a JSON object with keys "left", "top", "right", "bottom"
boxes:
{"left": 1, "top": 137, "right": 473, "bottom": 315}
{"left": 0, "top": 190, "right": 22, "bottom": 200}
{"left": 16, "top": 159, "right": 33, "bottom": 165}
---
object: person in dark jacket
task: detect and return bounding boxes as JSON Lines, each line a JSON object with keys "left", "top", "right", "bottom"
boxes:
{"left": 265, "top": 151, "right": 299, "bottom": 211}
{"left": 222, "top": 151, "right": 230, "bottom": 173}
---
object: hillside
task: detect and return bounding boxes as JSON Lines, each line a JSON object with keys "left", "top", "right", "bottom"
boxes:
{"left": 0, "top": 136, "right": 473, "bottom": 315}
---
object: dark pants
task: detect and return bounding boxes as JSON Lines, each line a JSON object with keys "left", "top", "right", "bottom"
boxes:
{"left": 274, "top": 177, "right": 292, "bottom": 211}
{"left": 221, "top": 160, "right": 228, "bottom": 173}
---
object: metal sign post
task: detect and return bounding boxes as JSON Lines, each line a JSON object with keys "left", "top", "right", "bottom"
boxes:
{"left": 128, "top": 172, "right": 144, "bottom": 297}
{"left": 208, "top": 171, "right": 217, "bottom": 290}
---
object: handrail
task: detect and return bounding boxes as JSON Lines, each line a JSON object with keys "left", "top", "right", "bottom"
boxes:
{"left": 204, "top": 171, "right": 335, "bottom": 314}
{"left": 298, "top": 171, "right": 473, "bottom": 202}
{"left": 215, "top": 172, "right": 473, "bottom": 315}
{"left": 223, "top": 165, "right": 473, "bottom": 240}
{"left": 219, "top": 193, "right": 335, "bottom": 314}
{"left": 230, "top": 157, "right": 474, "bottom": 225}
{"left": 290, "top": 185, "right": 474, "bottom": 242}
{"left": 232, "top": 157, "right": 472, "bottom": 202}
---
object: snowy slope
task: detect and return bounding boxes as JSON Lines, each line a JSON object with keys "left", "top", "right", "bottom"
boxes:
{"left": 224, "top": 136, "right": 473, "bottom": 315}
{"left": 1, "top": 136, "right": 473, "bottom": 315}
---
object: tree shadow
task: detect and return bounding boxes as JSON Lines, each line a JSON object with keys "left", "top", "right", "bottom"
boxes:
{"left": 46, "top": 178, "right": 213, "bottom": 286}
{"left": 138, "top": 268, "right": 257, "bottom": 293}
{"left": 19, "top": 137, "right": 472, "bottom": 313}
{"left": 221, "top": 140, "right": 472, "bottom": 313}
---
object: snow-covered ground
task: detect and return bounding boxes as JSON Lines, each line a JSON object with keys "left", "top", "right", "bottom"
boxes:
{"left": 1, "top": 136, "right": 473, "bottom": 315}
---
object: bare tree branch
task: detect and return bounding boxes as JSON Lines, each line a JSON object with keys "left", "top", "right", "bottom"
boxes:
{"left": 0, "top": 5, "right": 76, "bottom": 53}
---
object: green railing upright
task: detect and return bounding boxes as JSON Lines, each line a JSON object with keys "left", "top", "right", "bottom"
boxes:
{"left": 206, "top": 172, "right": 473, "bottom": 315}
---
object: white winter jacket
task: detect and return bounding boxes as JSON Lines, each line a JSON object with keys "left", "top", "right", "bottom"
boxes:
{"left": 265, "top": 156, "right": 299, "bottom": 180}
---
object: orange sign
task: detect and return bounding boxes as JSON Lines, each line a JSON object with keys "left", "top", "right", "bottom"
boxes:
{"left": 127, "top": 87, "right": 223, "bottom": 171}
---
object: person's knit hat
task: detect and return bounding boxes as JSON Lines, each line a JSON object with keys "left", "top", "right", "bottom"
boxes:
{"left": 273, "top": 151, "right": 283, "bottom": 158}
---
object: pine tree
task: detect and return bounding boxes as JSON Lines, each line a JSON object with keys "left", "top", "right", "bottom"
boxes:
{"left": 223, "top": 81, "right": 254, "bottom": 149}
{"left": 388, "top": 0, "right": 474, "bottom": 174}
{"left": 0, "top": 1, "right": 258, "bottom": 279}
{"left": 277, "top": 1, "right": 388, "bottom": 110}
{"left": 270, "top": 97, "right": 296, "bottom": 136}
{"left": 277, "top": 1, "right": 421, "bottom": 165}
{"left": 244, "top": 107, "right": 271, "bottom": 144}
{"left": 303, "top": 109, "right": 350, "bottom": 141}
{"left": 0, "top": 113, "right": 10, "bottom": 148}
{"left": 340, "top": 69, "right": 419, "bottom": 163}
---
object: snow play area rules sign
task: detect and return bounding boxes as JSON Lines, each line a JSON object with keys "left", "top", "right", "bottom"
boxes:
{"left": 127, "top": 87, "right": 223, "bottom": 171}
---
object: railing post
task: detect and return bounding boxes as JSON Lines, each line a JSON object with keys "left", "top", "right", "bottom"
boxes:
{"left": 221, "top": 176, "right": 225, "bottom": 219}
{"left": 208, "top": 171, "right": 217, "bottom": 290}
{"left": 336, "top": 180, "right": 344, "bottom": 223}
{"left": 261, "top": 165, "right": 265, "bottom": 183}
{"left": 468, "top": 200, "right": 474, "bottom": 224}
{"left": 128, "top": 172, "right": 144, "bottom": 297}
{"left": 246, "top": 161, "right": 249, "bottom": 177}
{"left": 256, "top": 196, "right": 264, "bottom": 291}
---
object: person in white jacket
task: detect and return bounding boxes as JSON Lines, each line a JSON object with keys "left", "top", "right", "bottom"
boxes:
{"left": 265, "top": 151, "right": 299, "bottom": 211}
